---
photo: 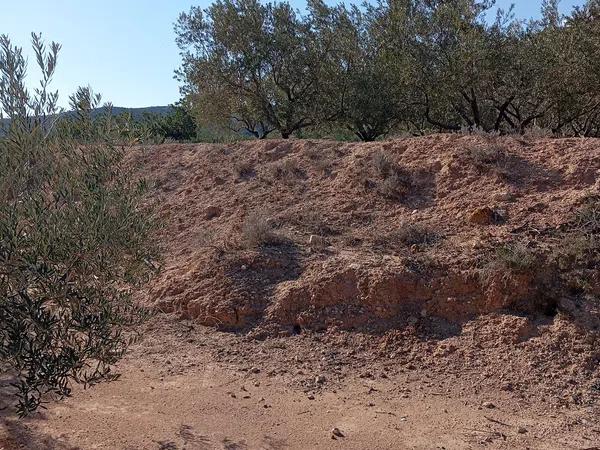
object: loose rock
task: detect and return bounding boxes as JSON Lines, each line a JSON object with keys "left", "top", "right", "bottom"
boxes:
{"left": 331, "top": 427, "right": 344, "bottom": 438}
{"left": 204, "top": 206, "right": 222, "bottom": 220}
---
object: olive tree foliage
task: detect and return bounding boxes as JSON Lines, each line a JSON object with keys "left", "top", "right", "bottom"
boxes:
{"left": 0, "top": 34, "right": 156, "bottom": 416}
{"left": 56, "top": 86, "right": 158, "bottom": 145}
{"left": 407, "top": 0, "right": 544, "bottom": 133}
{"left": 411, "top": 0, "right": 600, "bottom": 135}
{"left": 330, "top": 1, "right": 419, "bottom": 141}
{"left": 554, "top": 0, "right": 600, "bottom": 136}
{"left": 176, "top": 0, "right": 600, "bottom": 139}
{"left": 144, "top": 103, "right": 199, "bottom": 142}
{"left": 175, "top": 0, "right": 342, "bottom": 139}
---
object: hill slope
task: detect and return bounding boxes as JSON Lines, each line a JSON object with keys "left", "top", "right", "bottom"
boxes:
{"left": 132, "top": 135, "right": 598, "bottom": 325}
{"left": 127, "top": 134, "right": 600, "bottom": 402}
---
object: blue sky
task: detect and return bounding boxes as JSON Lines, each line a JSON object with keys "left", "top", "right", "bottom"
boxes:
{"left": 1, "top": 0, "right": 586, "bottom": 108}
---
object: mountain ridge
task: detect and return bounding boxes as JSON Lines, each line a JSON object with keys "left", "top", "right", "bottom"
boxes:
{"left": 0, "top": 105, "right": 173, "bottom": 129}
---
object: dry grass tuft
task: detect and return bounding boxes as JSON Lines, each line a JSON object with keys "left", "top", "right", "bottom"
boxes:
{"left": 234, "top": 160, "right": 255, "bottom": 178}
{"left": 467, "top": 145, "right": 506, "bottom": 169}
{"left": 480, "top": 241, "right": 539, "bottom": 285}
{"left": 369, "top": 151, "right": 412, "bottom": 200}
{"left": 270, "top": 158, "right": 305, "bottom": 182}
{"left": 375, "top": 222, "right": 440, "bottom": 249}
{"left": 372, "top": 151, "right": 393, "bottom": 178}
{"left": 241, "top": 211, "right": 279, "bottom": 248}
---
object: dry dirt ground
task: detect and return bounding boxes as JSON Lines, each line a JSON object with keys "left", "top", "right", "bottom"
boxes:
{"left": 1, "top": 135, "right": 600, "bottom": 449}
{"left": 2, "top": 316, "right": 600, "bottom": 450}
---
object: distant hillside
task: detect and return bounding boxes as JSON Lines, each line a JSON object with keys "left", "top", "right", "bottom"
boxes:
{"left": 88, "top": 105, "right": 173, "bottom": 120}
{"left": 0, "top": 105, "right": 173, "bottom": 130}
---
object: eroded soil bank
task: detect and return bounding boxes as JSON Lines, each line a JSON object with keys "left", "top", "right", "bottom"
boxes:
{"left": 2, "top": 135, "right": 599, "bottom": 449}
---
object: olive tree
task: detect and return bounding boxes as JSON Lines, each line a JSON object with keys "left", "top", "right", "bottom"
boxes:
{"left": 0, "top": 34, "right": 156, "bottom": 415}
{"left": 175, "top": 0, "right": 341, "bottom": 139}
{"left": 330, "top": 1, "right": 418, "bottom": 141}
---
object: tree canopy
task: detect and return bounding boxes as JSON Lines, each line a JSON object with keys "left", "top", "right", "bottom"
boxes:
{"left": 176, "top": 0, "right": 600, "bottom": 141}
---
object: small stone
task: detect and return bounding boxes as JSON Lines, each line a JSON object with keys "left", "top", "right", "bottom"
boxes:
{"left": 468, "top": 207, "right": 495, "bottom": 225}
{"left": 204, "top": 206, "right": 222, "bottom": 220}
{"left": 307, "top": 395, "right": 315, "bottom": 400}
{"left": 517, "top": 426, "right": 527, "bottom": 434}
{"left": 482, "top": 401, "right": 495, "bottom": 409}
{"left": 331, "top": 428, "right": 344, "bottom": 438}
{"left": 315, "top": 375, "right": 326, "bottom": 384}
{"left": 250, "top": 367, "right": 260, "bottom": 374}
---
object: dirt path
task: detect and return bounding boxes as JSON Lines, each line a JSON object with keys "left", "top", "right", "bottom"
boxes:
{"left": 2, "top": 318, "right": 598, "bottom": 450}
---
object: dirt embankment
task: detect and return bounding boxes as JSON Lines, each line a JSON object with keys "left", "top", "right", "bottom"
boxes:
{"left": 125, "top": 135, "right": 600, "bottom": 410}
{"left": 130, "top": 135, "right": 599, "bottom": 331}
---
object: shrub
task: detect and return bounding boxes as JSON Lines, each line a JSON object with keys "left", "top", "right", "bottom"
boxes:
{"left": 552, "top": 233, "right": 598, "bottom": 271}
{"left": 460, "top": 126, "right": 500, "bottom": 137}
{"left": 550, "top": 197, "right": 600, "bottom": 292}
{"left": 393, "top": 223, "right": 439, "bottom": 246}
{"left": 0, "top": 34, "right": 156, "bottom": 415}
{"left": 369, "top": 152, "right": 412, "bottom": 199}
{"left": 270, "top": 159, "right": 305, "bottom": 181}
{"left": 311, "top": 157, "right": 331, "bottom": 175}
{"left": 467, "top": 145, "right": 506, "bottom": 169}
{"left": 377, "top": 170, "right": 412, "bottom": 200}
{"left": 58, "top": 87, "right": 154, "bottom": 146}
{"left": 145, "top": 104, "right": 197, "bottom": 142}
{"left": 482, "top": 242, "right": 538, "bottom": 282}
{"left": 573, "top": 195, "right": 600, "bottom": 232}
{"left": 293, "top": 208, "right": 335, "bottom": 236}
{"left": 375, "top": 222, "right": 439, "bottom": 250}
{"left": 522, "top": 126, "right": 553, "bottom": 140}
{"left": 234, "top": 159, "right": 254, "bottom": 178}
{"left": 241, "top": 211, "right": 279, "bottom": 248}
{"left": 372, "top": 151, "right": 393, "bottom": 178}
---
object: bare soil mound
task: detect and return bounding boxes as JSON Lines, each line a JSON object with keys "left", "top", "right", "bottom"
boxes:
{"left": 127, "top": 134, "right": 600, "bottom": 405}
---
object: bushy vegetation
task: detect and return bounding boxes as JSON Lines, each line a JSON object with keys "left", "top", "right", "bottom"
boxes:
{"left": 241, "top": 211, "right": 279, "bottom": 248}
{"left": 144, "top": 104, "right": 198, "bottom": 142}
{"left": 175, "top": 0, "right": 600, "bottom": 141}
{"left": 0, "top": 34, "right": 156, "bottom": 415}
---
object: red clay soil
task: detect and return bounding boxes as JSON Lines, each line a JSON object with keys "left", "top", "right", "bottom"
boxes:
{"left": 2, "top": 135, "right": 599, "bottom": 449}
{"left": 125, "top": 134, "right": 600, "bottom": 409}
{"left": 133, "top": 134, "right": 599, "bottom": 328}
